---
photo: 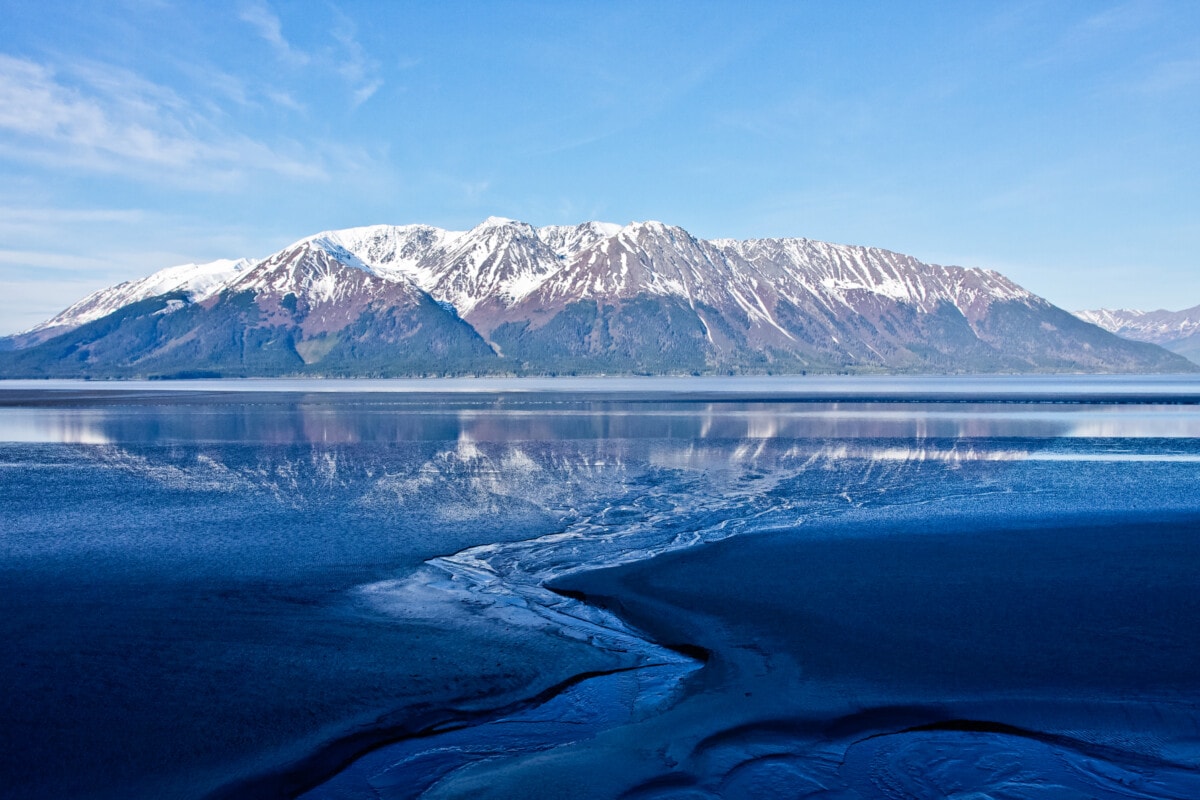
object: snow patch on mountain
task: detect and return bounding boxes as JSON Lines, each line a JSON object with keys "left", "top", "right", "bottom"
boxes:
{"left": 312, "top": 224, "right": 466, "bottom": 286}
{"left": 28, "top": 257, "right": 255, "bottom": 334}
{"left": 728, "top": 238, "right": 1034, "bottom": 322}
{"left": 228, "top": 239, "right": 425, "bottom": 307}
{"left": 1075, "top": 305, "right": 1200, "bottom": 346}
{"left": 538, "top": 221, "right": 623, "bottom": 259}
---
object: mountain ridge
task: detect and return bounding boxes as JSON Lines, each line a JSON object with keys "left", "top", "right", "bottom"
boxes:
{"left": 2, "top": 219, "right": 1193, "bottom": 377}
{"left": 1075, "top": 305, "right": 1200, "bottom": 366}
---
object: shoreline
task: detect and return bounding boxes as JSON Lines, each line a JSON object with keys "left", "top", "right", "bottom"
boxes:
{"left": 3, "top": 373, "right": 1200, "bottom": 404}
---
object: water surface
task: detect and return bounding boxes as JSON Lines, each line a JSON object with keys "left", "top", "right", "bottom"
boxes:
{"left": 1, "top": 376, "right": 1198, "bottom": 799}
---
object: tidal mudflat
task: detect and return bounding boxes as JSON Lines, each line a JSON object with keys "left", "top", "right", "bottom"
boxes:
{"left": 2, "top": 376, "right": 1199, "bottom": 799}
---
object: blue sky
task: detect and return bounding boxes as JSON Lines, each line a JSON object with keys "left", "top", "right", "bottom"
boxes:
{"left": 1, "top": 0, "right": 1197, "bottom": 334}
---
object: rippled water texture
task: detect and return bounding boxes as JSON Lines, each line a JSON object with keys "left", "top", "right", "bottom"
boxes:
{"left": 1, "top": 376, "right": 1199, "bottom": 799}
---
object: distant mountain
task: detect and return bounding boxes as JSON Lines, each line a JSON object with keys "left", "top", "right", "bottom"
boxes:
{"left": 1075, "top": 306, "right": 1200, "bottom": 366}
{"left": 1, "top": 218, "right": 1192, "bottom": 377}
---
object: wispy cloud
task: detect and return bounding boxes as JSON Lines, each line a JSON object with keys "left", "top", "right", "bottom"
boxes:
{"left": 239, "top": 1, "right": 309, "bottom": 66}
{"left": 0, "top": 206, "right": 148, "bottom": 239}
{"left": 717, "top": 92, "right": 876, "bottom": 142}
{"left": 1124, "top": 57, "right": 1200, "bottom": 96}
{"left": 0, "top": 248, "right": 126, "bottom": 274}
{"left": 331, "top": 8, "right": 383, "bottom": 107}
{"left": 0, "top": 54, "right": 330, "bottom": 185}
{"left": 0, "top": 206, "right": 146, "bottom": 223}
{"left": 517, "top": 12, "right": 774, "bottom": 159}
{"left": 1025, "top": 0, "right": 1160, "bottom": 67}
{"left": 170, "top": 55, "right": 307, "bottom": 114}
{"left": 422, "top": 173, "right": 492, "bottom": 208}
{"left": 236, "top": 2, "right": 383, "bottom": 108}
{"left": 463, "top": 179, "right": 490, "bottom": 204}
{"left": 266, "top": 88, "right": 305, "bottom": 111}
{"left": 1077, "top": 0, "right": 1157, "bottom": 36}
{"left": 350, "top": 80, "right": 382, "bottom": 108}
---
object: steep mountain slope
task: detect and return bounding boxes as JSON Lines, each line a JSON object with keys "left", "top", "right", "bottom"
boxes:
{"left": 1076, "top": 305, "right": 1200, "bottom": 365}
{"left": 2, "top": 219, "right": 1193, "bottom": 377}
{"left": 318, "top": 217, "right": 622, "bottom": 321}
{"left": 0, "top": 240, "right": 496, "bottom": 378}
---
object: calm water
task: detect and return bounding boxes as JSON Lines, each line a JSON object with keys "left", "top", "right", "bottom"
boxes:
{"left": 2, "top": 377, "right": 1199, "bottom": 799}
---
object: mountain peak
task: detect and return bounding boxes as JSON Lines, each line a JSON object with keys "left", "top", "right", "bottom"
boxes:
{"left": 622, "top": 219, "right": 672, "bottom": 233}
{"left": 301, "top": 236, "right": 378, "bottom": 276}
{"left": 477, "top": 215, "right": 525, "bottom": 228}
{"left": 617, "top": 220, "right": 696, "bottom": 246}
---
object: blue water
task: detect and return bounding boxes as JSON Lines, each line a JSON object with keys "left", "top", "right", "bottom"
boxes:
{"left": 2, "top": 377, "right": 1199, "bottom": 799}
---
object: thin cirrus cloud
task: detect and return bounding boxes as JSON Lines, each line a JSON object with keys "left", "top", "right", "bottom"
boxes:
{"left": 1124, "top": 57, "right": 1200, "bottom": 96}
{"left": 0, "top": 248, "right": 130, "bottom": 275}
{"left": 1023, "top": 0, "right": 1160, "bottom": 68}
{"left": 239, "top": 1, "right": 383, "bottom": 108}
{"left": 238, "top": 1, "right": 310, "bottom": 66}
{"left": 0, "top": 53, "right": 328, "bottom": 185}
{"left": 331, "top": 10, "right": 383, "bottom": 107}
{"left": 0, "top": 207, "right": 148, "bottom": 241}
{"left": 266, "top": 89, "right": 306, "bottom": 112}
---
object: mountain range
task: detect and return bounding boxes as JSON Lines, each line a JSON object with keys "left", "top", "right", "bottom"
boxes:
{"left": 1, "top": 217, "right": 1192, "bottom": 377}
{"left": 1074, "top": 306, "right": 1200, "bottom": 366}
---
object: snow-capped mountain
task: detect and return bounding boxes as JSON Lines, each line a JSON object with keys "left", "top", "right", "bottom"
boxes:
{"left": 1, "top": 219, "right": 1192, "bottom": 377}
{"left": 725, "top": 237, "right": 1034, "bottom": 319}
{"left": 14, "top": 258, "right": 255, "bottom": 348}
{"left": 1075, "top": 306, "right": 1200, "bottom": 345}
{"left": 314, "top": 217, "right": 622, "bottom": 319}
{"left": 12, "top": 219, "right": 1042, "bottom": 344}
{"left": 1075, "top": 305, "right": 1200, "bottom": 365}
